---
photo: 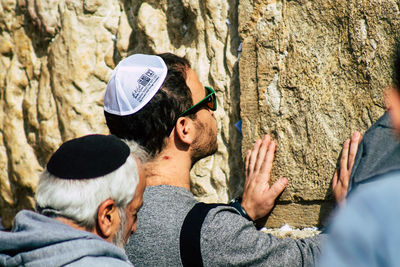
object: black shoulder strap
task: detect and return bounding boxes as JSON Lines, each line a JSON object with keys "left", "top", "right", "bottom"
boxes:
{"left": 179, "top": 202, "right": 229, "bottom": 267}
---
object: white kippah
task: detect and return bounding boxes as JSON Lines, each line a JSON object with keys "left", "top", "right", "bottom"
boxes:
{"left": 104, "top": 54, "right": 168, "bottom": 116}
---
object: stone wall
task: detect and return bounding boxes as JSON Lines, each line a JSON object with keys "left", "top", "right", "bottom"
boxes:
{"left": 0, "top": 0, "right": 241, "bottom": 228}
{"left": 239, "top": 0, "right": 400, "bottom": 227}
{"left": 1, "top": 0, "right": 400, "bottom": 230}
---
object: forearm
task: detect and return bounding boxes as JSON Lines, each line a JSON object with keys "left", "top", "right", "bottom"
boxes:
{"left": 201, "top": 206, "right": 326, "bottom": 266}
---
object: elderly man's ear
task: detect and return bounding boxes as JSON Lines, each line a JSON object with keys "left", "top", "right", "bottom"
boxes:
{"left": 96, "top": 199, "right": 120, "bottom": 241}
{"left": 385, "top": 87, "right": 400, "bottom": 132}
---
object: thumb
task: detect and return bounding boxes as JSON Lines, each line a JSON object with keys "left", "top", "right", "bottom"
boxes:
{"left": 267, "top": 178, "right": 288, "bottom": 199}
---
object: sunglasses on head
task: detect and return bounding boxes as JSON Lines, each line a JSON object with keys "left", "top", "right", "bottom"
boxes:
{"left": 178, "top": 86, "right": 217, "bottom": 118}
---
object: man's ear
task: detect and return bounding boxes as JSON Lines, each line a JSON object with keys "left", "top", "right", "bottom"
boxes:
{"left": 97, "top": 199, "right": 119, "bottom": 239}
{"left": 175, "top": 117, "right": 196, "bottom": 145}
{"left": 385, "top": 87, "right": 400, "bottom": 132}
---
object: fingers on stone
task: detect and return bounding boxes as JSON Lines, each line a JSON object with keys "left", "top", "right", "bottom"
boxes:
{"left": 249, "top": 139, "right": 262, "bottom": 173}
{"left": 267, "top": 178, "right": 287, "bottom": 199}
{"left": 332, "top": 169, "right": 338, "bottom": 189}
{"left": 261, "top": 141, "right": 276, "bottom": 175}
{"left": 254, "top": 138, "right": 269, "bottom": 172}
{"left": 245, "top": 150, "right": 251, "bottom": 174}
{"left": 348, "top": 132, "right": 360, "bottom": 170}
{"left": 340, "top": 139, "right": 350, "bottom": 170}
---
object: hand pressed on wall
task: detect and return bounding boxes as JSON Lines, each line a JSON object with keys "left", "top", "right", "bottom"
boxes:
{"left": 332, "top": 131, "right": 362, "bottom": 206}
{"left": 241, "top": 135, "right": 288, "bottom": 222}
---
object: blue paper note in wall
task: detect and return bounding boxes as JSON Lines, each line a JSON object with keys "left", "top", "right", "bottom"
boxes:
{"left": 235, "top": 120, "right": 242, "bottom": 134}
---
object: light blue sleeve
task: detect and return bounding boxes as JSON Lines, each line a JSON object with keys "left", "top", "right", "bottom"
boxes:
{"left": 67, "top": 256, "right": 134, "bottom": 267}
{"left": 319, "top": 173, "right": 400, "bottom": 267}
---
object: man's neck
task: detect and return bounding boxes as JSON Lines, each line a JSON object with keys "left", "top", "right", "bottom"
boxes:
{"left": 55, "top": 217, "right": 96, "bottom": 234}
{"left": 145, "top": 150, "right": 192, "bottom": 190}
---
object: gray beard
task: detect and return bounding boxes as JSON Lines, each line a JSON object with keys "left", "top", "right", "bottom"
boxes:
{"left": 190, "top": 120, "right": 218, "bottom": 164}
{"left": 112, "top": 207, "right": 127, "bottom": 250}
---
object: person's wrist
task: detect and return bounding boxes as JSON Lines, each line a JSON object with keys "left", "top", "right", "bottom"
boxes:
{"left": 229, "top": 197, "right": 254, "bottom": 222}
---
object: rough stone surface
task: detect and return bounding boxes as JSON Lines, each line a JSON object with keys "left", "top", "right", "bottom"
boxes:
{"left": 0, "top": 0, "right": 241, "bottom": 228}
{"left": 239, "top": 0, "right": 400, "bottom": 227}
{"left": 2, "top": 0, "right": 400, "bottom": 230}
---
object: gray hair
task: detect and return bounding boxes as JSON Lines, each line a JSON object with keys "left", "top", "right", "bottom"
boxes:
{"left": 35, "top": 149, "right": 142, "bottom": 230}
{"left": 113, "top": 207, "right": 127, "bottom": 249}
{"left": 123, "top": 139, "right": 149, "bottom": 163}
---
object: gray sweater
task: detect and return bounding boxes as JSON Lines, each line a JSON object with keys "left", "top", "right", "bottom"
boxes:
{"left": 126, "top": 185, "right": 326, "bottom": 266}
{"left": 349, "top": 112, "right": 400, "bottom": 193}
{"left": 0, "top": 210, "right": 133, "bottom": 267}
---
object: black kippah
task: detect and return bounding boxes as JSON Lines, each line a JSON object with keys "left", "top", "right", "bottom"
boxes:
{"left": 47, "top": 134, "right": 130, "bottom": 179}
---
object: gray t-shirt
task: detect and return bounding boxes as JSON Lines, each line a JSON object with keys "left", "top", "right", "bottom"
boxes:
{"left": 126, "top": 185, "right": 326, "bottom": 266}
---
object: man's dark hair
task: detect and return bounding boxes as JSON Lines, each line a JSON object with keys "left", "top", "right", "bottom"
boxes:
{"left": 105, "top": 53, "right": 194, "bottom": 157}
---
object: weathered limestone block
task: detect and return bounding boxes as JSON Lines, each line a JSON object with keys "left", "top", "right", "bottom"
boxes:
{"left": 0, "top": 0, "right": 240, "bottom": 228}
{"left": 25, "top": 0, "right": 60, "bottom": 36}
{"left": 239, "top": 0, "right": 400, "bottom": 227}
{"left": 47, "top": 0, "right": 119, "bottom": 141}
{"left": 2, "top": 0, "right": 399, "bottom": 231}
{"left": 266, "top": 202, "right": 333, "bottom": 228}
{"left": 0, "top": 0, "right": 43, "bottom": 228}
